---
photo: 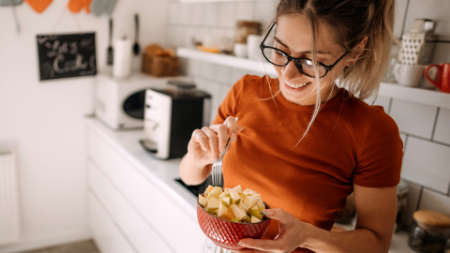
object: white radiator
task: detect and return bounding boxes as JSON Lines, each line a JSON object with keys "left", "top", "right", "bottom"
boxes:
{"left": 0, "top": 151, "right": 20, "bottom": 245}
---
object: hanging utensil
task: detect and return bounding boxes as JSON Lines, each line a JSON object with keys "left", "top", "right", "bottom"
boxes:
{"left": 9, "top": 0, "right": 21, "bottom": 34}
{"left": 107, "top": 18, "right": 113, "bottom": 65}
{"left": 133, "top": 14, "right": 140, "bottom": 55}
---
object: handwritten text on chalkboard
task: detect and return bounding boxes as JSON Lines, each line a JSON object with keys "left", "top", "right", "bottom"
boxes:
{"left": 37, "top": 33, "right": 97, "bottom": 81}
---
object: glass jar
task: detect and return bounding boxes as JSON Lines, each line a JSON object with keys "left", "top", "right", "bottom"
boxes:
{"left": 234, "top": 21, "right": 261, "bottom": 44}
{"left": 395, "top": 181, "right": 409, "bottom": 232}
{"left": 408, "top": 211, "right": 450, "bottom": 253}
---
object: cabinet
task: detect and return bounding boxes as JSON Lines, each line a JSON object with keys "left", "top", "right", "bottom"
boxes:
{"left": 86, "top": 126, "right": 205, "bottom": 253}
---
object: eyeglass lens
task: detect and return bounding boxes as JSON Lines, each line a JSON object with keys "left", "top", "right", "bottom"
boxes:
{"left": 262, "top": 47, "right": 327, "bottom": 77}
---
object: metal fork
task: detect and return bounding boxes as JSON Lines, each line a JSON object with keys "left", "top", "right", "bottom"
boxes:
{"left": 211, "top": 137, "right": 231, "bottom": 186}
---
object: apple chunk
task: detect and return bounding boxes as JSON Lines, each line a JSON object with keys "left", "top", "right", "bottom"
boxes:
{"left": 232, "top": 185, "right": 243, "bottom": 193}
{"left": 230, "top": 204, "right": 247, "bottom": 220}
{"left": 198, "top": 194, "right": 208, "bottom": 207}
{"left": 206, "top": 196, "right": 220, "bottom": 210}
{"left": 251, "top": 216, "right": 261, "bottom": 223}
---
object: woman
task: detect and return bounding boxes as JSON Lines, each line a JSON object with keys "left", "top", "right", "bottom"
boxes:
{"left": 180, "top": 0, "right": 403, "bottom": 252}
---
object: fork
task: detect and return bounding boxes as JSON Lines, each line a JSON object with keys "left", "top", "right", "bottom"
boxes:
{"left": 211, "top": 137, "right": 232, "bottom": 186}
{"left": 211, "top": 118, "right": 239, "bottom": 186}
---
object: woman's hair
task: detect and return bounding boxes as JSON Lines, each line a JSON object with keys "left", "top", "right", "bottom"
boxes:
{"left": 270, "top": 0, "right": 395, "bottom": 144}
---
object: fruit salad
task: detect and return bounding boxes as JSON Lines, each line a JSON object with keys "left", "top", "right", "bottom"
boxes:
{"left": 198, "top": 185, "right": 266, "bottom": 223}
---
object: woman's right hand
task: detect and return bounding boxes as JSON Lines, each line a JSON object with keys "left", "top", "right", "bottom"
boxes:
{"left": 187, "top": 116, "right": 239, "bottom": 169}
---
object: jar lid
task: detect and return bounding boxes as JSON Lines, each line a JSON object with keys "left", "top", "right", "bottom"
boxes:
{"left": 413, "top": 210, "right": 450, "bottom": 228}
{"left": 236, "top": 21, "right": 261, "bottom": 28}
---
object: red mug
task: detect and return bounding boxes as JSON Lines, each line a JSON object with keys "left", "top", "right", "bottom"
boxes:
{"left": 424, "top": 63, "right": 450, "bottom": 93}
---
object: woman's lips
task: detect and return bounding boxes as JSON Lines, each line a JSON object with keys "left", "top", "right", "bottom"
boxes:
{"left": 284, "top": 81, "right": 312, "bottom": 92}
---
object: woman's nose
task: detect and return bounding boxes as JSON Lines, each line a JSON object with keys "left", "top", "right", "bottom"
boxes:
{"left": 283, "top": 60, "right": 303, "bottom": 80}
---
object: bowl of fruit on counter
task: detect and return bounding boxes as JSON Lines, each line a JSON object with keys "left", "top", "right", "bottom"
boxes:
{"left": 197, "top": 185, "right": 271, "bottom": 250}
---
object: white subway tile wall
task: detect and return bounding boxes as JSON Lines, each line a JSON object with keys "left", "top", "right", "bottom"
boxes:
{"left": 419, "top": 189, "right": 450, "bottom": 217}
{"left": 401, "top": 137, "right": 450, "bottom": 194}
{"left": 167, "top": 0, "right": 450, "bottom": 230}
{"left": 390, "top": 99, "right": 438, "bottom": 139}
{"left": 433, "top": 108, "right": 450, "bottom": 145}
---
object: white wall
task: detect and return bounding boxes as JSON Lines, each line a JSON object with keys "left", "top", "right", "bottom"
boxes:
{"left": 0, "top": 0, "right": 167, "bottom": 252}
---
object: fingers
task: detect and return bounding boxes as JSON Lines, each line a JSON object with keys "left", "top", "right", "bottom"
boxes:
{"left": 224, "top": 116, "right": 238, "bottom": 140}
{"left": 262, "top": 208, "right": 292, "bottom": 223}
{"left": 209, "top": 124, "right": 228, "bottom": 152}
{"left": 238, "top": 238, "right": 283, "bottom": 252}
{"left": 201, "top": 126, "right": 221, "bottom": 159}
{"left": 191, "top": 129, "right": 210, "bottom": 152}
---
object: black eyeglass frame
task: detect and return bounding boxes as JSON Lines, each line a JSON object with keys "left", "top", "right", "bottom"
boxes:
{"left": 260, "top": 22, "right": 350, "bottom": 79}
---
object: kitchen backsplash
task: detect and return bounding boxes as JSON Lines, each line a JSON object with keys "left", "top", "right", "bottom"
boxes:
{"left": 166, "top": 0, "right": 450, "bottom": 231}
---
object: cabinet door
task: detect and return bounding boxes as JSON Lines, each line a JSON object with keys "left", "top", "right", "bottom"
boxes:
{"left": 88, "top": 193, "right": 136, "bottom": 253}
{"left": 88, "top": 161, "right": 174, "bottom": 253}
{"left": 87, "top": 130, "right": 205, "bottom": 253}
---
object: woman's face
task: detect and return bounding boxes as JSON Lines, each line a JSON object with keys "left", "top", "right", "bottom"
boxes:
{"left": 273, "top": 15, "right": 350, "bottom": 105}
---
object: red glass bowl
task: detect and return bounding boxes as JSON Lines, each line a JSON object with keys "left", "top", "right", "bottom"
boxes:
{"left": 197, "top": 199, "right": 271, "bottom": 250}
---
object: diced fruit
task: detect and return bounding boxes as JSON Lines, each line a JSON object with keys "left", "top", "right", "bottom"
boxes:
{"left": 229, "top": 189, "right": 240, "bottom": 203}
{"left": 252, "top": 194, "right": 262, "bottom": 200}
{"left": 221, "top": 199, "right": 230, "bottom": 208}
{"left": 251, "top": 216, "right": 262, "bottom": 223}
{"left": 243, "top": 196, "right": 257, "bottom": 208}
{"left": 257, "top": 199, "right": 265, "bottom": 209}
{"left": 221, "top": 206, "right": 235, "bottom": 220}
{"left": 198, "top": 194, "right": 208, "bottom": 207}
{"left": 212, "top": 186, "right": 223, "bottom": 196}
{"left": 239, "top": 202, "right": 249, "bottom": 211}
{"left": 205, "top": 185, "right": 213, "bottom": 194}
{"left": 230, "top": 204, "right": 247, "bottom": 220}
{"left": 206, "top": 197, "right": 220, "bottom": 209}
{"left": 232, "top": 185, "right": 243, "bottom": 194}
{"left": 198, "top": 185, "right": 267, "bottom": 224}
{"left": 222, "top": 197, "right": 230, "bottom": 206}
{"left": 249, "top": 205, "right": 263, "bottom": 220}
{"left": 218, "top": 202, "right": 228, "bottom": 217}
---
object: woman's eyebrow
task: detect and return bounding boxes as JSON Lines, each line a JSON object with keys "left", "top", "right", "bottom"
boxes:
{"left": 274, "top": 36, "right": 332, "bottom": 55}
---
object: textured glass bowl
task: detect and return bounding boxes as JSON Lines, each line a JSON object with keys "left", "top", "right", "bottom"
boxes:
{"left": 197, "top": 198, "right": 271, "bottom": 250}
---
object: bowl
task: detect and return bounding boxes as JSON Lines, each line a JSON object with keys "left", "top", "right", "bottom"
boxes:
{"left": 197, "top": 198, "right": 271, "bottom": 250}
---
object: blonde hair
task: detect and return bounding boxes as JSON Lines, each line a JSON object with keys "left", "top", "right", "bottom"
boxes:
{"left": 269, "top": 0, "right": 396, "bottom": 144}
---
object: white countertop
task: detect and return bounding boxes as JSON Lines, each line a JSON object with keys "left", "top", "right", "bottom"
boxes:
{"left": 85, "top": 117, "right": 415, "bottom": 253}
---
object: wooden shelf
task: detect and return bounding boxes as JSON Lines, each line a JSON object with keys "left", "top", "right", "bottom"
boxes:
{"left": 177, "top": 47, "right": 450, "bottom": 110}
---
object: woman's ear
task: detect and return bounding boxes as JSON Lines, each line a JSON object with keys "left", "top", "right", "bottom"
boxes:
{"left": 348, "top": 36, "right": 368, "bottom": 66}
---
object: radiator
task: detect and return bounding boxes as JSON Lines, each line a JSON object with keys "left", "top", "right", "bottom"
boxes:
{"left": 0, "top": 151, "right": 20, "bottom": 245}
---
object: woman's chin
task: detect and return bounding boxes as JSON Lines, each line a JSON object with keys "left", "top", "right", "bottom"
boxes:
{"left": 280, "top": 81, "right": 314, "bottom": 105}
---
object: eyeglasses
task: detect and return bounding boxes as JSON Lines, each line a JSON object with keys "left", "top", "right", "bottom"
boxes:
{"left": 260, "top": 23, "right": 349, "bottom": 79}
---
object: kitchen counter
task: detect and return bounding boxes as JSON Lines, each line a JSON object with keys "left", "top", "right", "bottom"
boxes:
{"left": 85, "top": 117, "right": 415, "bottom": 253}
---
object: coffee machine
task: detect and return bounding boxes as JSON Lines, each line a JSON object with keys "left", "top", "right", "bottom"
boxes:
{"left": 140, "top": 81, "right": 211, "bottom": 159}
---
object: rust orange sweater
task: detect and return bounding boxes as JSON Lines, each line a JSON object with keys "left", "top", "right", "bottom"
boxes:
{"left": 212, "top": 75, "right": 403, "bottom": 253}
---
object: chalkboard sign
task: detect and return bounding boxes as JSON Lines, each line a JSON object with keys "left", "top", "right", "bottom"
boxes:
{"left": 37, "top": 33, "right": 97, "bottom": 81}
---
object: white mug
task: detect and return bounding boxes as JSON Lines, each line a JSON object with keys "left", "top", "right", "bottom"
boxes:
{"left": 393, "top": 63, "right": 425, "bottom": 87}
{"left": 234, "top": 43, "right": 248, "bottom": 58}
{"left": 247, "top": 34, "right": 263, "bottom": 61}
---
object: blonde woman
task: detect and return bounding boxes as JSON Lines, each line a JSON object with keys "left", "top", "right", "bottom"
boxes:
{"left": 180, "top": 0, "right": 403, "bottom": 252}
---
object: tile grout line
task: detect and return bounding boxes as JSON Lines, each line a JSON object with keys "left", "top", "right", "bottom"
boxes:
{"left": 399, "top": 131, "right": 450, "bottom": 148}
{"left": 401, "top": 178, "right": 449, "bottom": 197}
{"left": 430, "top": 107, "right": 440, "bottom": 141}
{"left": 387, "top": 97, "right": 393, "bottom": 114}
{"left": 415, "top": 186, "right": 423, "bottom": 211}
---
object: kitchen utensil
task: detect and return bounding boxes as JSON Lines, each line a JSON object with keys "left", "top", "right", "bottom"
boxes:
{"left": 107, "top": 18, "right": 113, "bottom": 65}
{"left": 133, "top": 14, "right": 140, "bottom": 55}
{"left": 211, "top": 138, "right": 231, "bottom": 186}
{"left": 9, "top": 0, "right": 20, "bottom": 34}
{"left": 197, "top": 199, "right": 271, "bottom": 250}
{"left": 211, "top": 117, "right": 239, "bottom": 186}
{"left": 0, "top": 0, "right": 22, "bottom": 6}
{"left": 398, "top": 19, "right": 437, "bottom": 66}
{"left": 393, "top": 63, "right": 425, "bottom": 87}
{"left": 425, "top": 63, "right": 450, "bottom": 93}
{"left": 234, "top": 20, "right": 261, "bottom": 44}
{"left": 104, "top": 0, "right": 116, "bottom": 15}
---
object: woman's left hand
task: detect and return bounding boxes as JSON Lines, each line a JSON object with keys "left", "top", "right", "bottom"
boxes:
{"left": 233, "top": 208, "right": 310, "bottom": 253}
